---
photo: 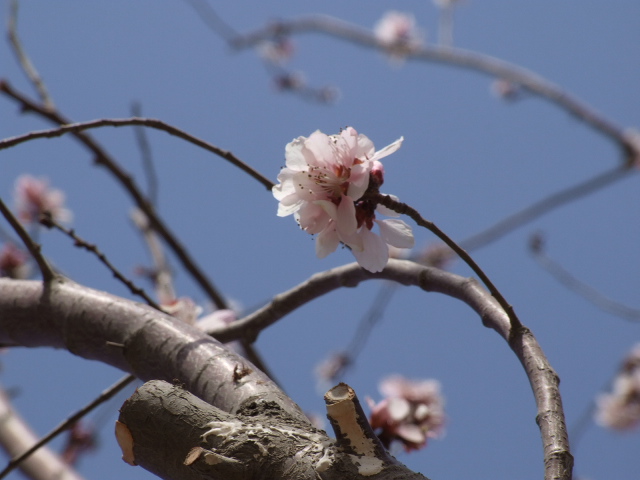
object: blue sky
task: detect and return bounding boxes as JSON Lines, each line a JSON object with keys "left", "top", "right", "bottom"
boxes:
{"left": 0, "top": 2, "right": 639, "bottom": 479}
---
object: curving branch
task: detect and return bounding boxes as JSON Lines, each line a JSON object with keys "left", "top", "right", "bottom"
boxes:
{"left": 230, "top": 15, "right": 636, "bottom": 160}
{"left": 0, "top": 113, "right": 274, "bottom": 191}
{"left": 209, "top": 259, "right": 572, "bottom": 480}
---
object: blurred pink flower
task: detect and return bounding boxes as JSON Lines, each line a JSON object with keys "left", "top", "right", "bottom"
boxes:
{"left": 14, "top": 175, "right": 72, "bottom": 224}
{"left": 273, "top": 127, "right": 414, "bottom": 272}
{"left": 374, "top": 11, "right": 424, "bottom": 54}
{"left": 596, "top": 343, "right": 640, "bottom": 430}
{"left": 367, "top": 375, "right": 445, "bottom": 451}
{"left": 258, "top": 37, "right": 295, "bottom": 65}
{"left": 161, "top": 297, "right": 202, "bottom": 325}
{"left": 0, "top": 243, "right": 30, "bottom": 279}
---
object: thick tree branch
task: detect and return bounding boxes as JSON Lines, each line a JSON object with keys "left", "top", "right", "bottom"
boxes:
{"left": 0, "top": 277, "right": 303, "bottom": 423}
{"left": 119, "top": 380, "right": 428, "bottom": 480}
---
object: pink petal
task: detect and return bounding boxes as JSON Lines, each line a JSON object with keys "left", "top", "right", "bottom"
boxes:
{"left": 316, "top": 225, "right": 340, "bottom": 258}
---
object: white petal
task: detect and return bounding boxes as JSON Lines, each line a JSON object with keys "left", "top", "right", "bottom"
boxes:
{"left": 370, "top": 136, "right": 403, "bottom": 163}
{"left": 276, "top": 198, "right": 302, "bottom": 217}
{"left": 351, "top": 228, "right": 389, "bottom": 272}
{"left": 284, "top": 136, "right": 310, "bottom": 170}
{"left": 377, "top": 219, "right": 415, "bottom": 249}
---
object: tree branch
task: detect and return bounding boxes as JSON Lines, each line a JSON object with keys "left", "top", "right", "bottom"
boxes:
{"left": 209, "top": 259, "right": 572, "bottom": 480}
{"left": 119, "top": 380, "right": 428, "bottom": 480}
{"left": 230, "top": 15, "right": 636, "bottom": 160}
{"left": 0, "top": 80, "right": 230, "bottom": 309}
{"left": 0, "top": 197, "right": 55, "bottom": 282}
{"left": 0, "top": 112, "right": 274, "bottom": 191}
{"left": 0, "top": 277, "right": 304, "bottom": 423}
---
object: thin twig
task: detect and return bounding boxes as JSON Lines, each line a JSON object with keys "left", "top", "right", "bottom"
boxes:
{"left": 529, "top": 233, "right": 640, "bottom": 322}
{"left": 230, "top": 15, "right": 635, "bottom": 159}
{"left": 0, "top": 375, "right": 135, "bottom": 480}
{"left": 40, "top": 213, "right": 161, "bottom": 310}
{"left": 130, "top": 102, "right": 159, "bottom": 206}
{"left": 0, "top": 115, "right": 274, "bottom": 191}
{"left": 0, "top": 197, "right": 55, "bottom": 282}
{"left": 374, "top": 193, "right": 524, "bottom": 332}
{"left": 184, "top": 0, "right": 238, "bottom": 42}
{"left": 0, "top": 80, "right": 231, "bottom": 309}
{"left": 6, "top": 0, "right": 54, "bottom": 110}
{"left": 460, "top": 165, "right": 633, "bottom": 251}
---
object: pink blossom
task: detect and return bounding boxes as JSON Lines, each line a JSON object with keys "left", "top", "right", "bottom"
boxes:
{"left": 161, "top": 297, "right": 202, "bottom": 325}
{"left": 367, "top": 375, "right": 445, "bottom": 451}
{"left": 258, "top": 37, "right": 295, "bottom": 65}
{"left": 596, "top": 343, "right": 640, "bottom": 430}
{"left": 0, "top": 243, "right": 30, "bottom": 279}
{"left": 374, "top": 11, "right": 424, "bottom": 52}
{"left": 273, "top": 127, "right": 414, "bottom": 272}
{"left": 14, "top": 175, "right": 72, "bottom": 224}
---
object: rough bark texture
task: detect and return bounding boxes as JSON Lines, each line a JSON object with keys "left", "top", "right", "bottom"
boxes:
{"left": 119, "top": 380, "right": 429, "bottom": 480}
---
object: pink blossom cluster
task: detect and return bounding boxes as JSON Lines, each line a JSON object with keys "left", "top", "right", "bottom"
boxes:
{"left": 596, "top": 343, "right": 640, "bottom": 430}
{"left": 273, "top": 127, "right": 414, "bottom": 272}
{"left": 14, "top": 175, "right": 72, "bottom": 224}
{"left": 374, "top": 11, "right": 424, "bottom": 52}
{"left": 0, "top": 243, "right": 30, "bottom": 279}
{"left": 367, "top": 375, "right": 445, "bottom": 451}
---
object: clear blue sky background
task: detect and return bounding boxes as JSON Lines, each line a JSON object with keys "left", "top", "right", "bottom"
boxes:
{"left": 0, "top": 2, "right": 639, "bottom": 479}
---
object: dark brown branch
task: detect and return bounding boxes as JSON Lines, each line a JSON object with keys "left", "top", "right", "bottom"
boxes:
{"left": 0, "top": 80, "right": 229, "bottom": 308}
{"left": 230, "top": 15, "right": 635, "bottom": 160}
{"left": 374, "top": 193, "right": 524, "bottom": 332}
{"left": 0, "top": 197, "right": 55, "bottom": 282}
{"left": 0, "top": 114, "right": 274, "bottom": 191}
{"left": 40, "top": 214, "right": 161, "bottom": 310}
